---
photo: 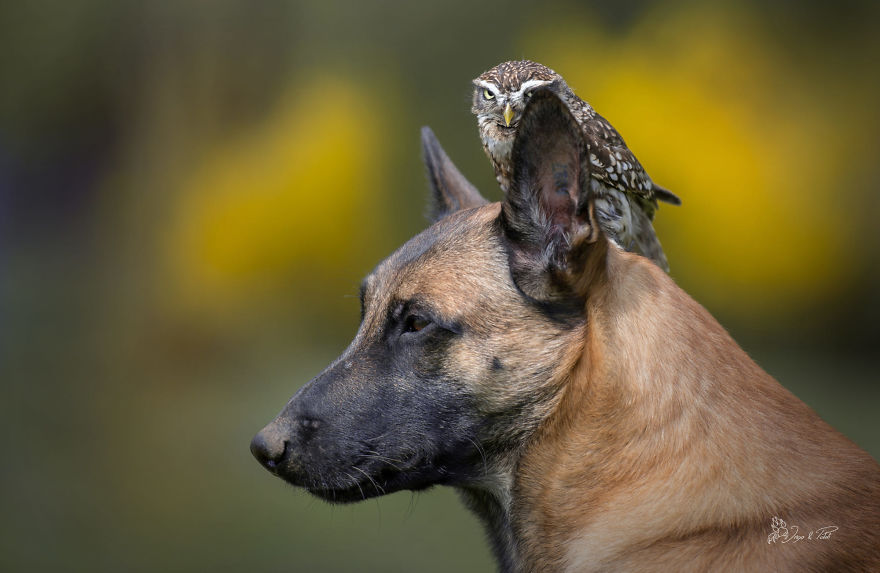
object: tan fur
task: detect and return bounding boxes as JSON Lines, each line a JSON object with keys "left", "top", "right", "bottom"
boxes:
{"left": 509, "top": 244, "right": 880, "bottom": 572}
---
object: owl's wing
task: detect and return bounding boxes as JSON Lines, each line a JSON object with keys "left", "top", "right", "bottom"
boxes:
{"left": 581, "top": 111, "right": 654, "bottom": 198}
{"left": 576, "top": 108, "right": 680, "bottom": 208}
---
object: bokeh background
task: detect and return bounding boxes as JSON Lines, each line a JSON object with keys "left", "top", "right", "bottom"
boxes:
{"left": 2, "top": 0, "right": 878, "bottom": 571}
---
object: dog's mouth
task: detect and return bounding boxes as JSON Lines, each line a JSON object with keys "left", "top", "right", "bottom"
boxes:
{"left": 308, "top": 480, "right": 388, "bottom": 504}
{"left": 302, "top": 460, "right": 439, "bottom": 504}
{"left": 266, "top": 448, "right": 442, "bottom": 504}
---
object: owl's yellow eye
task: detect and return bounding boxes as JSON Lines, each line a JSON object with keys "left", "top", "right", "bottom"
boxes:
{"left": 483, "top": 89, "right": 495, "bottom": 100}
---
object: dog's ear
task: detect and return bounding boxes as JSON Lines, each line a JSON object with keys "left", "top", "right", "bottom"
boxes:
{"left": 421, "top": 126, "right": 488, "bottom": 221}
{"left": 501, "top": 89, "right": 606, "bottom": 302}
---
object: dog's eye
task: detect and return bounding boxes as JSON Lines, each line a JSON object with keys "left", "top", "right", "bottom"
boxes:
{"left": 404, "top": 315, "right": 431, "bottom": 334}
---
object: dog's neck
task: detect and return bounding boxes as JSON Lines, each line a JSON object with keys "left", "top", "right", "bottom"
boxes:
{"left": 503, "top": 249, "right": 876, "bottom": 571}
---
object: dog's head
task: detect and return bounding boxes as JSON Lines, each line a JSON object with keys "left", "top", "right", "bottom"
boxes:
{"left": 251, "top": 90, "right": 608, "bottom": 502}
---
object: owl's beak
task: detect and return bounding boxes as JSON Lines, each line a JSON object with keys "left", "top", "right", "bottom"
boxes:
{"left": 503, "top": 103, "right": 514, "bottom": 127}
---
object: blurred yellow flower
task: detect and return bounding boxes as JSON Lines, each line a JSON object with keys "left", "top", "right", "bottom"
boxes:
{"left": 165, "top": 75, "right": 387, "bottom": 313}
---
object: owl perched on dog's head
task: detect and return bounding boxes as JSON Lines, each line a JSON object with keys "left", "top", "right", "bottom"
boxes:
{"left": 471, "top": 60, "right": 681, "bottom": 272}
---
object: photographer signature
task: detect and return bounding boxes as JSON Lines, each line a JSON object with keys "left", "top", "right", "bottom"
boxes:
{"left": 768, "top": 516, "right": 838, "bottom": 544}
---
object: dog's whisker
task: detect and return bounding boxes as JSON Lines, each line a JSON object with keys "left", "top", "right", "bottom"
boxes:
{"left": 343, "top": 471, "right": 366, "bottom": 501}
{"left": 466, "top": 437, "right": 489, "bottom": 477}
{"left": 352, "top": 466, "right": 386, "bottom": 496}
{"left": 361, "top": 450, "right": 405, "bottom": 470}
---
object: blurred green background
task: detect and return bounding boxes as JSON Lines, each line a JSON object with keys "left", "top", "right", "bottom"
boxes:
{"left": 2, "top": 0, "right": 878, "bottom": 571}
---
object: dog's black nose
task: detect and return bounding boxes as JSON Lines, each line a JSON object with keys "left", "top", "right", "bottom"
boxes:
{"left": 250, "top": 428, "right": 287, "bottom": 471}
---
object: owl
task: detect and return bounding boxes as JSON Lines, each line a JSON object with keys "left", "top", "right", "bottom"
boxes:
{"left": 471, "top": 60, "right": 680, "bottom": 272}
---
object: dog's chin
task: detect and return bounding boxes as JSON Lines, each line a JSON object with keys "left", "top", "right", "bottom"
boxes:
{"left": 306, "top": 477, "right": 435, "bottom": 505}
{"left": 306, "top": 482, "right": 386, "bottom": 504}
{"left": 301, "top": 469, "right": 439, "bottom": 505}
{"left": 273, "top": 457, "right": 447, "bottom": 504}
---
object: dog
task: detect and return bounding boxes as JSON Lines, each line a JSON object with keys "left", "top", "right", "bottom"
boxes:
{"left": 251, "top": 89, "right": 880, "bottom": 572}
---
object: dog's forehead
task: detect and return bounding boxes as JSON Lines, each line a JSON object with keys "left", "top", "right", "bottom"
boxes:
{"left": 366, "top": 204, "right": 511, "bottom": 314}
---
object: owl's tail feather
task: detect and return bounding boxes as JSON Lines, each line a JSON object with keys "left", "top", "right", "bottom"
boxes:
{"left": 631, "top": 206, "right": 671, "bottom": 273}
{"left": 652, "top": 183, "right": 682, "bottom": 206}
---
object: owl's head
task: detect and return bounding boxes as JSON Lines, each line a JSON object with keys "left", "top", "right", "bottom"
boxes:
{"left": 471, "top": 60, "right": 566, "bottom": 133}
